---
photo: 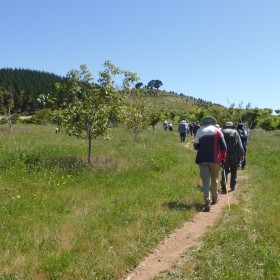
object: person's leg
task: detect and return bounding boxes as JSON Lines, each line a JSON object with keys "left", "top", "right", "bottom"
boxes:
{"left": 224, "top": 157, "right": 230, "bottom": 187}
{"left": 241, "top": 143, "right": 247, "bottom": 169}
{"left": 241, "top": 156, "right": 246, "bottom": 169}
{"left": 220, "top": 163, "right": 227, "bottom": 194}
{"left": 210, "top": 163, "right": 220, "bottom": 204}
{"left": 229, "top": 155, "right": 238, "bottom": 190}
{"left": 180, "top": 133, "right": 184, "bottom": 142}
{"left": 199, "top": 163, "right": 211, "bottom": 209}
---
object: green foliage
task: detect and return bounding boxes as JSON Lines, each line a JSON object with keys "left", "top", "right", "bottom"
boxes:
{"left": 258, "top": 116, "right": 280, "bottom": 131}
{"left": 149, "top": 108, "right": 162, "bottom": 130}
{"left": 147, "top": 79, "right": 163, "bottom": 90}
{"left": 29, "top": 109, "right": 54, "bottom": 125}
{"left": 55, "top": 62, "right": 140, "bottom": 163}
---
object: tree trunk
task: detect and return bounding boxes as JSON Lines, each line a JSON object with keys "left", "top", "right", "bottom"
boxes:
{"left": 87, "top": 134, "right": 92, "bottom": 164}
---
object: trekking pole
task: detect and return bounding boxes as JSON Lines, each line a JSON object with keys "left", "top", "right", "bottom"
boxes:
{"left": 222, "top": 162, "right": 231, "bottom": 213}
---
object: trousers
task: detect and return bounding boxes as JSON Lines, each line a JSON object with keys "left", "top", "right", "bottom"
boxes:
{"left": 199, "top": 162, "right": 220, "bottom": 207}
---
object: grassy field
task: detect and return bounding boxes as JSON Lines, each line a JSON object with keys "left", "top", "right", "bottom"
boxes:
{"left": 1, "top": 125, "right": 279, "bottom": 279}
{"left": 156, "top": 130, "right": 280, "bottom": 279}
{"left": 0, "top": 123, "right": 202, "bottom": 280}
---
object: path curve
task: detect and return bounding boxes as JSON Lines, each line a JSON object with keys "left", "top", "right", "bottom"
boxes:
{"left": 123, "top": 140, "right": 240, "bottom": 280}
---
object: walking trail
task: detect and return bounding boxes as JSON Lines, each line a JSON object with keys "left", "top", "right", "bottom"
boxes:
{"left": 123, "top": 140, "right": 241, "bottom": 280}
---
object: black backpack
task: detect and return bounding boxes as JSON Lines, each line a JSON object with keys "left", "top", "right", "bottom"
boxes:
{"left": 223, "top": 130, "right": 237, "bottom": 154}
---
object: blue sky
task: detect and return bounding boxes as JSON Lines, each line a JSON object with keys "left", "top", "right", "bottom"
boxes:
{"left": 1, "top": 0, "right": 279, "bottom": 111}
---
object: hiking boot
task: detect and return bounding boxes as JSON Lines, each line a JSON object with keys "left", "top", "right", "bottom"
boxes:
{"left": 212, "top": 199, "right": 219, "bottom": 205}
{"left": 221, "top": 186, "right": 227, "bottom": 194}
{"left": 202, "top": 205, "right": 210, "bottom": 212}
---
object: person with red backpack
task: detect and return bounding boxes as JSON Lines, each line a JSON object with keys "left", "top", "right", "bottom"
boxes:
{"left": 194, "top": 116, "right": 227, "bottom": 212}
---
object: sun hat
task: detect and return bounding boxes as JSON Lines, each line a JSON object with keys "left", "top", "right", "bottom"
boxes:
{"left": 200, "top": 116, "right": 217, "bottom": 126}
{"left": 224, "top": 121, "right": 235, "bottom": 127}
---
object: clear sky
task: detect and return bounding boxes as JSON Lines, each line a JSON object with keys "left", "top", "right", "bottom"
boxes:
{"left": 1, "top": 0, "right": 279, "bottom": 111}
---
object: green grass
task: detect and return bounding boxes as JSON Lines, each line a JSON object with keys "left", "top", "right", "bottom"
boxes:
{"left": 0, "top": 124, "right": 202, "bottom": 279}
{"left": 155, "top": 130, "right": 280, "bottom": 279}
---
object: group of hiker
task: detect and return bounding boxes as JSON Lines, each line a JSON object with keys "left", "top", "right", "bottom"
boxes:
{"left": 177, "top": 120, "right": 201, "bottom": 142}
{"left": 193, "top": 116, "right": 249, "bottom": 212}
{"left": 162, "top": 120, "right": 173, "bottom": 132}
{"left": 163, "top": 120, "right": 201, "bottom": 143}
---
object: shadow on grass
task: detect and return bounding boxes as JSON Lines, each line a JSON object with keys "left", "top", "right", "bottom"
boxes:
{"left": 164, "top": 201, "right": 202, "bottom": 211}
{"left": 44, "top": 156, "right": 88, "bottom": 172}
{"left": 44, "top": 155, "right": 129, "bottom": 174}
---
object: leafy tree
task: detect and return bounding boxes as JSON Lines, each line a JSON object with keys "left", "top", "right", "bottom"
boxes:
{"left": 147, "top": 79, "right": 163, "bottom": 90}
{"left": 154, "top": 80, "right": 163, "bottom": 90}
{"left": 258, "top": 116, "right": 277, "bottom": 131}
{"left": 55, "top": 62, "right": 124, "bottom": 164}
{"left": 120, "top": 91, "right": 151, "bottom": 141}
{"left": 120, "top": 70, "right": 156, "bottom": 140}
{"left": 37, "top": 93, "right": 56, "bottom": 125}
{"left": 135, "top": 82, "right": 143, "bottom": 89}
{"left": 149, "top": 107, "right": 162, "bottom": 130}
{"left": 147, "top": 80, "right": 155, "bottom": 89}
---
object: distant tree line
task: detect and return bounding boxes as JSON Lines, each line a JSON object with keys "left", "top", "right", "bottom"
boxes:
{"left": 0, "top": 68, "right": 65, "bottom": 113}
{"left": 1, "top": 67, "right": 280, "bottom": 134}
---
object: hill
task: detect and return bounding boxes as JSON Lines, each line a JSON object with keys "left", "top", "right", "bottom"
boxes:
{"left": 0, "top": 68, "right": 64, "bottom": 113}
{"left": 0, "top": 68, "right": 223, "bottom": 114}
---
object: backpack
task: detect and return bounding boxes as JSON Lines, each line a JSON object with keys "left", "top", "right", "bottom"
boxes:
{"left": 238, "top": 128, "right": 248, "bottom": 142}
{"left": 223, "top": 130, "right": 237, "bottom": 154}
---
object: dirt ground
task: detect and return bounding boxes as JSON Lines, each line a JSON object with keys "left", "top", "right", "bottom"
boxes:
{"left": 123, "top": 140, "right": 239, "bottom": 280}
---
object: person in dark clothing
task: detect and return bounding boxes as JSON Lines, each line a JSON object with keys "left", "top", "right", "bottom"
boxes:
{"left": 221, "top": 122, "right": 245, "bottom": 192}
{"left": 189, "top": 123, "right": 193, "bottom": 136}
{"left": 236, "top": 121, "right": 249, "bottom": 169}
{"left": 194, "top": 116, "right": 227, "bottom": 212}
{"left": 178, "top": 120, "right": 188, "bottom": 142}
{"left": 193, "top": 121, "right": 200, "bottom": 137}
{"left": 168, "top": 123, "right": 173, "bottom": 132}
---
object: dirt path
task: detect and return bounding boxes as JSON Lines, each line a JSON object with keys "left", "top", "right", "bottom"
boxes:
{"left": 123, "top": 140, "right": 240, "bottom": 280}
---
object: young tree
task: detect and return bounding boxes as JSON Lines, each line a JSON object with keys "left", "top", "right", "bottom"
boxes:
{"left": 149, "top": 107, "right": 162, "bottom": 130}
{"left": 120, "top": 91, "right": 151, "bottom": 141}
{"left": 0, "top": 87, "right": 17, "bottom": 131}
{"left": 55, "top": 62, "right": 124, "bottom": 164}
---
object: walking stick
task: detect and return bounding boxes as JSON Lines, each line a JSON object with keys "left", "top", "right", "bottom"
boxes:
{"left": 222, "top": 162, "right": 231, "bottom": 213}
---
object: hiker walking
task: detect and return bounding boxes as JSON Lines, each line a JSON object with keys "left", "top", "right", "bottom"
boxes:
{"left": 189, "top": 122, "right": 193, "bottom": 136}
{"left": 193, "top": 121, "right": 200, "bottom": 137}
{"left": 236, "top": 121, "right": 249, "bottom": 169}
{"left": 168, "top": 123, "right": 173, "bottom": 132}
{"left": 163, "top": 120, "right": 169, "bottom": 131}
{"left": 221, "top": 122, "right": 245, "bottom": 193}
{"left": 194, "top": 116, "right": 227, "bottom": 212}
{"left": 178, "top": 120, "right": 188, "bottom": 142}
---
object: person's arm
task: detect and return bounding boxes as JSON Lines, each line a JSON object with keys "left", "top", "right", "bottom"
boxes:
{"left": 193, "top": 130, "right": 200, "bottom": 150}
{"left": 236, "top": 133, "right": 245, "bottom": 157}
{"left": 219, "top": 133, "right": 227, "bottom": 162}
